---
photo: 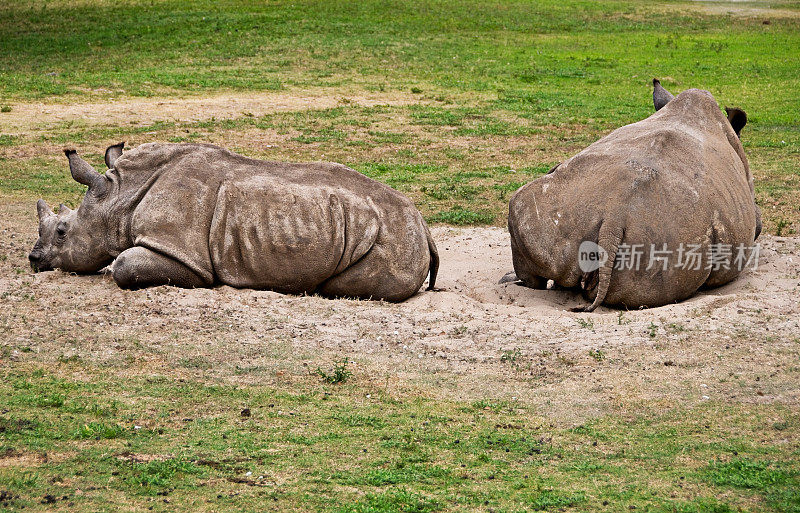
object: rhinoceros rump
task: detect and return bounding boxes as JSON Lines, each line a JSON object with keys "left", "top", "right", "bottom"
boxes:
{"left": 29, "top": 143, "right": 439, "bottom": 302}
{"left": 507, "top": 88, "right": 761, "bottom": 311}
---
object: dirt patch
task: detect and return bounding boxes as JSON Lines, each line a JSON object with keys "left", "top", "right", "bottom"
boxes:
{"left": 1, "top": 201, "right": 799, "bottom": 422}
{"left": 0, "top": 449, "right": 46, "bottom": 468}
{"left": 690, "top": 1, "right": 800, "bottom": 18}
{"left": 0, "top": 90, "right": 424, "bottom": 137}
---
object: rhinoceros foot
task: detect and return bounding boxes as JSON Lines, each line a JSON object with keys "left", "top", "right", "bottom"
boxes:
{"left": 497, "top": 271, "right": 520, "bottom": 285}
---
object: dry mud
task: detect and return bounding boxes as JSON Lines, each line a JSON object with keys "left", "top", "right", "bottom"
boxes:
{"left": 1, "top": 201, "right": 798, "bottom": 422}
{"left": 0, "top": 90, "right": 422, "bottom": 137}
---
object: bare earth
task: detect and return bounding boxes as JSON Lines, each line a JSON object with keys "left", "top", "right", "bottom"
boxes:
{"left": 0, "top": 90, "right": 423, "bottom": 137}
{"left": 692, "top": 0, "right": 800, "bottom": 18}
{"left": 1, "top": 201, "right": 798, "bottom": 424}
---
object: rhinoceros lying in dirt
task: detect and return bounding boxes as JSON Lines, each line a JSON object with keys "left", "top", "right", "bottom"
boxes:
{"left": 29, "top": 143, "right": 438, "bottom": 302}
{"left": 506, "top": 86, "right": 761, "bottom": 311}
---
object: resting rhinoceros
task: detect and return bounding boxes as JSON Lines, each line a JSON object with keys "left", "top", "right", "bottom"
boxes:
{"left": 29, "top": 142, "right": 439, "bottom": 302}
{"left": 506, "top": 85, "right": 761, "bottom": 311}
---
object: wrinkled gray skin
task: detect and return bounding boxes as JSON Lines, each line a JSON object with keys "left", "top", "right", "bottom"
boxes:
{"left": 30, "top": 143, "right": 439, "bottom": 302}
{"left": 507, "top": 86, "right": 761, "bottom": 311}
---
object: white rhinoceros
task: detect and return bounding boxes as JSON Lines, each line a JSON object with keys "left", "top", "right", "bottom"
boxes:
{"left": 30, "top": 143, "right": 438, "bottom": 302}
{"left": 507, "top": 86, "right": 761, "bottom": 311}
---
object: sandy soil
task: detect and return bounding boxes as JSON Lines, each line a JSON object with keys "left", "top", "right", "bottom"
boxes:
{"left": 0, "top": 90, "right": 422, "bottom": 137}
{"left": 692, "top": 1, "right": 800, "bottom": 18}
{"left": 1, "top": 201, "right": 798, "bottom": 423}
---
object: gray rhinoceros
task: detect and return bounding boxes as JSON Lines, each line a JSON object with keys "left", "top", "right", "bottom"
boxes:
{"left": 29, "top": 142, "right": 439, "bottom": 302}
{"left": 507, "top": 86, "right": 761, "bottom": 311}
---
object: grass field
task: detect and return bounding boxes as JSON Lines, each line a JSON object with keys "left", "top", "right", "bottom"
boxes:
{"left": 1, "top": 0, "right": 800, "bottom": 511}
{"left": 1, "top": 0, "right": 799, "bottom": 231}
{"left": 1, "top": 364, "right": 798, "bottom": 512}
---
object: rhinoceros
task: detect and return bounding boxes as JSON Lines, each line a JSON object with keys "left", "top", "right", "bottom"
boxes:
{"left": 29, "top": 142, "right": 439, "bottom": 302}
{"left": 506, "top": 85, "right": 761, "bottom": 311}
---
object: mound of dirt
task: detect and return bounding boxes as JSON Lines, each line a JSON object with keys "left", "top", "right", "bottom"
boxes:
{"left": 1, "top": 201, "right": 798, "bottom": 422}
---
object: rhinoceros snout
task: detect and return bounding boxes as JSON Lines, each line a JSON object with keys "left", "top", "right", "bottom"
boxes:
{"left": 28, "top": 251, "right": 47, "bottom": 272}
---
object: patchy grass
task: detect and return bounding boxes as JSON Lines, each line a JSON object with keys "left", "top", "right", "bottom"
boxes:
{"left": 0, "top": 365, "right": 798, "bottom": 512}
{"left": 703, "top": 458, "right": 800, "bottom": 512}
{"left": 426, "top": 206, "right": 495, "bottom": 225}
{"left": 1, "top": 0, "right": 798, "bottom": 116}
{"left": 355, "top": 162, "right": 446, "bottom": 191}
{"left": 0, "top": 0, "right": 797, "bottom": 230}
{"left": 0, "top": 101, "right": 564, "bottom": 224}
{"left": 0, "top": 2, "right": 798, "bottom": 507}
{"left": 0, "top": 157, "right": 87, "bottom": 206}
{"left": 316, "top": 358, "right": 353, "bottom": 384}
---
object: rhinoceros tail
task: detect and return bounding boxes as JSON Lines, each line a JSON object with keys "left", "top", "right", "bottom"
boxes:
{"left": 577, "top": 221, "right": 623, "bottom": 312}
{"left": 425, "top": 227, "right": 440, "bottom": 291}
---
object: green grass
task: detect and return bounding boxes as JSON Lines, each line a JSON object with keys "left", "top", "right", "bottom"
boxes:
{"left": 704, "top": 459, "right": 800, "bottom": 512}
{"left": 0, "top": 365, "right": 798, "bottom": 512}
{"left": 316, "top": 358, "right": 353, "bottom": 384}
{"left": 0, "top": 0, "right": 798, "bottom": 230}
{"left": 0, "top": 0, "right": 798, "bottom": 116}
{"left": 0, "top": 4, "right": 798, "bottom": 508}
{"left": 426, "top": 206, "right": 496, "bottom": 225}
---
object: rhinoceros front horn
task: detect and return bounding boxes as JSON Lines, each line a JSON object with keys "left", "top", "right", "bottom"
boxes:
{"left": 65, "top": 149, "right": 108, "bottom": 196}
{"left": 36, "top": 199, "right": 54, "bottom": 220}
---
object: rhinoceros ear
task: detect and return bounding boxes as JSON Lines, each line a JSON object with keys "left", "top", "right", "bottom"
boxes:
{"left": 104, "top": 142, "right": 125, "bottom": 169}
{"left": 652, "top": 78, "right": 674, "bottom": 112}
{"left": 58, "top": 203, "right": 72, "bottom": 215}
{"left": 725, "top": 107, "right": 747, "bottom": 138}
{"left": 36, "top": 199, "right": 54, "bottom": 220}
{"left": 64, "top": 148, "right": 108, "bottom": 196}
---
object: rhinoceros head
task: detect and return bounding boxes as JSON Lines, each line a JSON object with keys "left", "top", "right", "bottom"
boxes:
{"left": 653, "top": 79, "right": 747, "bottom": 138}
{"left": 29, "top": 143, "right": 124, "bottom": 273}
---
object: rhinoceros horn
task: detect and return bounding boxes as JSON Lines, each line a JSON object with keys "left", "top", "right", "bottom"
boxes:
{"left": 36, "top": 199, "right": 54, "bottom": 220}
{"left": 65, "top": 149, "right": 108, "bottom": 196}
{"left": 105, "top": 142, "right": 125, "bottom": 169}
{"left": 58, "top": 203, "right": 72, "bottom": 215}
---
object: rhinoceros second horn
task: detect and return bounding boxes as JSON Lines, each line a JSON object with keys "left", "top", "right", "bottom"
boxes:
{"left": 65, "top": 149, "right": 108, "bottom": 196}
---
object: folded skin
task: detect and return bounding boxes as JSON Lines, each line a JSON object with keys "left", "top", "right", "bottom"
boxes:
{"left": 29, "top": 143, "right": 439, "bottom": 302}
{"left": 507, "top": 86, "right": 761, "bottom": 311}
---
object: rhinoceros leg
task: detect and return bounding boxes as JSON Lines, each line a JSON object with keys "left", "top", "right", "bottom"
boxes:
{"left": 111, "top": 246, "right": 207, "bottom": 289}
{"left": 317, "top": 244, "right": 428, "bottom": 302}
{"left": 510, "top": 237, "right": 548, "bottom": 289}
{"left": 517, "top": 274, "right": 547, "bottom": 289}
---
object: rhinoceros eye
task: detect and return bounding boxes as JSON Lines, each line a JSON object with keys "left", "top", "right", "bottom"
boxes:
{"left": 56, "top": 222, "right": 68, "bottom": 238}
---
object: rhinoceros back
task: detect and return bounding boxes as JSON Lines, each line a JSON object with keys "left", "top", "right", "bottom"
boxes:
{"left": 507, "top": 89, "right": 759, "bottom": 309}
{"left": 209, "top": 175, "right": 379, "bottom": 291}
{"left": 120, "top": 143, "right": 417, "bottom": 294}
